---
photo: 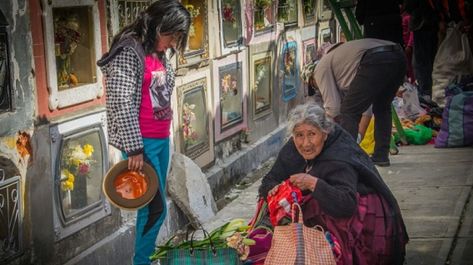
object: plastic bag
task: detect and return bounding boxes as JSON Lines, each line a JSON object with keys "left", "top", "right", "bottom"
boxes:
{"left": 400, "top": 82, "right": 426, "bottom": 119}
{"left": 403, "top": 124, "right": 433, "bottom": 145}
{"left": 266, "top": 180, "right": 302, "bottom": 227}
{"left": 432, "top": 23, "right": 473, "bottom": 107}
{"left": 359, "top": 117, "right": 375, "bottom": 155}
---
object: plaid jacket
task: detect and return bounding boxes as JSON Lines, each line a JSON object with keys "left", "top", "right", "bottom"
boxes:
{"left": 97, "top": 36, "right": 175, "bottom": 155}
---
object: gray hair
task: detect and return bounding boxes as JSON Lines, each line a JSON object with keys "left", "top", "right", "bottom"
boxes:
{"left": 287, "top": 103, "right": 334, "bottom": 137}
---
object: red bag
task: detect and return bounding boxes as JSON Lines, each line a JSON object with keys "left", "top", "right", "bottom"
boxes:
{"left": 267, "top": 180, "right": 302, "bottom": 226}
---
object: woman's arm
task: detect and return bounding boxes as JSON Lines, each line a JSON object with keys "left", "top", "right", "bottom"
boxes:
{"left": 310, "top": 161, "right": 358, "bottom": 218}
{"left": 105, "top": 47, "right": 143, "bottom": 156}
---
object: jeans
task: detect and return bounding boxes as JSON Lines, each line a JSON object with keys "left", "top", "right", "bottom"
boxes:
{"left": 123, "top": 137, "right": 171, "bottom": 265}
{"left": 340, "top": 48, "right": 407, "bottom": 160}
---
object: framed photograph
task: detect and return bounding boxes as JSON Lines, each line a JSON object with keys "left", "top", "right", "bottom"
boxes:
{"left": 178, "top": 0, "right": 209, "bottom": 67}
{"left": 212, "top": 50, "right": 248, "bottom": 142}
{"left": 217, "top": 0, "right": 244, "bottom": 55}
{"left": 317, "top": 0, "right": 333, "bottom": 21}
{"left": 41, "top": 0, "right": 104, "bottom": 110}
{"left": 317, "top": 20, "right": 332, "bottom": 47}
{"left": 277, "top": 0, "right": 298, "bottom": 27}
{"left": 253, "top": 0, "right": 276, "bottom": 36}
{"left": 280, "top": 40, "right": 299, "bottom": 102}
{"left": 175, "top": 70, "right": 214, "bottom": 167}
{"left": 302, "top": 0, "right": 317, "bottom": 26}
{"left": 303, "top": 38, "right": 317, "bottom": 65}
{"left": 250, "top": 50, "right": 273, "bottom": 120}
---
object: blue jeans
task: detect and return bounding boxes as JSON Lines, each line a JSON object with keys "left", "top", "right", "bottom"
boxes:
{"left": 123, "top": 137, "right": 170, "bottom": 265}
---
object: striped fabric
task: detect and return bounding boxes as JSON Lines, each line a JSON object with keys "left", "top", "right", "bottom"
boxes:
{"left": 160, "top": 248, "right": 241, "bottom": 265}
{"left": 264, "top": 204, "right": 336, "bottom": 265}
{"left": 435, "top": 85, "right": 473, "bottom": 147}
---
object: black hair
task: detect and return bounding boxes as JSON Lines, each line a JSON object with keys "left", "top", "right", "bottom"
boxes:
{"left": 111, "top": 0, "right": 191, "bottom": 57}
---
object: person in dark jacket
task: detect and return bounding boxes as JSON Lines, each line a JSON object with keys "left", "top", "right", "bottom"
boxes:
{"left": 97, "top": 1, "right": 190, "bottom": 264}
{"left": 259, "top": 103, "right": 408, "bottom": 265}
{"left": 404, "top": 0, "right": 444, "bottom": 98}
{"left": 355, "top": 0, "right": 404, "bottom": 45}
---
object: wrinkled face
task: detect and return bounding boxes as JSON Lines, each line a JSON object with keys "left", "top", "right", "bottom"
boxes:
{"left": 293, "top": 123, "right": 327, "bottom": 160}
{"left": 155, "top": 33, "right": 178, "bottom": 52}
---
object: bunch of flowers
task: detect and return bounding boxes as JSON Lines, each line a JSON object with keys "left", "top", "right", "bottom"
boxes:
{"left": 60, "top": 143, "right": 94, "bottom": 191}
{"left": 222, "top": 2, "right": 237, "bottom": 28}
{"left": 255, "top": 63, "right": 268, "bottom": 88}
{"left": 182, "top": 103, "right": 199, "bottom": 146}
{"left": 221, "top": 74, "right": 238, "bottom": 100}
{"left": 151, "top": 219, "right": 255, "bottom": 261}
{"left": 54, "top": 15, "right": 81, "bottom": 87}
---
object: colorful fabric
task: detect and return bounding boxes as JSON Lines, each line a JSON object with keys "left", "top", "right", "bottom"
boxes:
{"left": 301, "top": 193, "right": 407, "bottom": 265}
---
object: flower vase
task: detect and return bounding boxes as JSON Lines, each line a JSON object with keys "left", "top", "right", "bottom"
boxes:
{"left": 71, "top": 174, "right": 87, "bottom": 209}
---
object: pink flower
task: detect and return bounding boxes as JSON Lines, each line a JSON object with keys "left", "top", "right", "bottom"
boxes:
{"left": 78, "top": 163, "right": 90, "bottom": 175}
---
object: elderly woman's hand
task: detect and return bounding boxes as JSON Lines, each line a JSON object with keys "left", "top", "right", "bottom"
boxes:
{"left": 289, "top": 173, "right": 318, "bottom": 192}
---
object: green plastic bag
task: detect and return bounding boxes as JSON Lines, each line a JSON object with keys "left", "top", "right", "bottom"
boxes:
{"left": 403, "top": 125, "right": 433, "bottom": 145}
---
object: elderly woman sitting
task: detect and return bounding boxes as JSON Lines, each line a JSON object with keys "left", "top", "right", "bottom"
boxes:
{"left": 258, "top": 103, "right": 408, "bottom": 265}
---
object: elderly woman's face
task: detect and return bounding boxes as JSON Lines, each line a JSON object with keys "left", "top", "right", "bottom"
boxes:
{"left": 293, "top": 123, "right": 327, "bottom": 160}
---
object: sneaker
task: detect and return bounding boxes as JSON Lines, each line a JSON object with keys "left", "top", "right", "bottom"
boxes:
{"left": 371, "top": 157, "right": 391, "bottom": 167}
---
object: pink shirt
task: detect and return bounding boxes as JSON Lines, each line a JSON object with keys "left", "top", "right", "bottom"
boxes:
{"left": 139, "top": 55, "right": 171, "bottom": 138}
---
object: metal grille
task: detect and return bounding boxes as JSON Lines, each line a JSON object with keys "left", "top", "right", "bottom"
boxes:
{"left": 118, "top": 0, "right": 152, "bottom": 29}
{"left": 0, "top": 168, "right": 21, "bottom": 262}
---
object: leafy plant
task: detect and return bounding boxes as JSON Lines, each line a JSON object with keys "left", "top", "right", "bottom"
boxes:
{"left": 151, "top": 219, "right": 255, "bottom": 261}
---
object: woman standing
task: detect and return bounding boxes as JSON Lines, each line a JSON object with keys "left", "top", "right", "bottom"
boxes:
{"left": 97, "top": 1, "right": 190, "bottom": 264}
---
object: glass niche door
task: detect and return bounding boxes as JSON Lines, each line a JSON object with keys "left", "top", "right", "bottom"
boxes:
{"left": 251, "top": 51, "right": 273, "bottom": 119}
{"left": 57, "top": 129, "right": 104, "bottom": 217}
{"left": 179, "top": 0, "right": 209, "bottom": 66}
{"left": 212, "top": 50, "right": 248, "bottom": 142}
{"left": 50, "top": 111, "right": 110, "bottom": 240}
{"left": 42, "top": 0, "right": 104, "bottom": 110}
{"left": 218, "top": 0, "right": 243, "bottom": 50}
{"left": 277, "top": 0, "right": 298, "bottom": 27}
{"left": 178, "top": 78, "right": 211, "bottom": 160}
{"left": 280, "top": 40, "right": 299, "bottom": 101}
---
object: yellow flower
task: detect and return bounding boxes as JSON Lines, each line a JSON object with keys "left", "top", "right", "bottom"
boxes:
{"left": 82, "top": 144, "right": 94, "bottom": 157}
{"left": 61, "top": 179, "right": 74, "bottom": 191}
{"left": 67, "top": 173, "right": 75, "bottom": 183}
{"left": 71, "top": 158, "right": 81, "bottom": 167}
{"left": 61, "top": 169, "right": 76, "bottom": 191}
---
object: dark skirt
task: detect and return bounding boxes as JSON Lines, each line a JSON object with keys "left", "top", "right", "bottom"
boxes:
{"left": 301, "top": 193, "right": 407, "bottom": 265}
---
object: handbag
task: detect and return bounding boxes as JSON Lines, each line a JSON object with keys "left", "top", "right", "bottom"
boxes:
{"left": 160, "top": 228, "right": 241, "bottom": 265}
{"left": 264, "top": 203, "right": 336, "bottom": 265}
{"left": 247, "top": 199, "right": 273, "bottom": 265}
